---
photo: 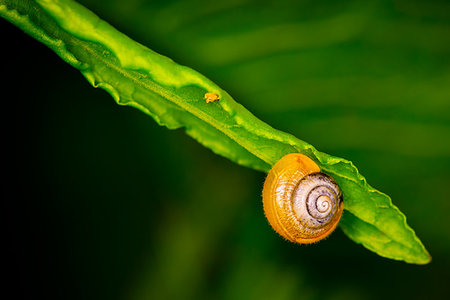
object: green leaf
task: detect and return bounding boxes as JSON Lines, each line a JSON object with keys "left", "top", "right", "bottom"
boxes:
{"left": 0, "top": 0, "right": 431, "bottom": 264}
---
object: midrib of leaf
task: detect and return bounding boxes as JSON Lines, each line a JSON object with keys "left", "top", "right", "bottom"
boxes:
{"left": 102, "top": 53, "right": 279, "bottom": 169}
{"left": 79, "top": 38, "right": 260, "bottom": 164}
{"left": 124, "top": 70, "right": 274, "bottom": 168}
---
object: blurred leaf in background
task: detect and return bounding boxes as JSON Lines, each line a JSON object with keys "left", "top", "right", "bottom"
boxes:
{"left": 3, "top": 0, "right": 450, "bottom": 300}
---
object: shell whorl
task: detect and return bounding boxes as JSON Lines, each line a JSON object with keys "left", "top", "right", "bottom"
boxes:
{"left": 263, "top": 153, "right": 343, "bottom": 244}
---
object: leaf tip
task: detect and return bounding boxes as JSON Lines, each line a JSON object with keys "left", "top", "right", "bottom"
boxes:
{"left": 413, "top": 250, "right": 432, "bottom": 265}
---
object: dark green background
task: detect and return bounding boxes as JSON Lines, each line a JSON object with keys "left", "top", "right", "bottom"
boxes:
{"left": 3, "top": 0, "right": 450, "bottom": 299}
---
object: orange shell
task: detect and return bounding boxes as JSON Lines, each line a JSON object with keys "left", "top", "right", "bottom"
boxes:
{"left": 262, "top": 153, "right": 343, "bottom": 244}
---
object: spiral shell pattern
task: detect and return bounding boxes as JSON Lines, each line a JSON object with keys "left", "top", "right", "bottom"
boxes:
{"left": 263, "top": 153, "right": 343, "bottom": 244}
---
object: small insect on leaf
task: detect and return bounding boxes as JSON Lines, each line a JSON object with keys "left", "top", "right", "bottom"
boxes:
{"left": 204, "top": 92, "right": 220, "bottom": 103}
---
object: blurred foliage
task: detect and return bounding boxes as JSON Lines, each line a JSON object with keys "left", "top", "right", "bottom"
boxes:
{"left": 2, "top": 0, "right": 431, "bottom": 263}
{"left": 3, "top": 0, "right": 450, "bottom": 299}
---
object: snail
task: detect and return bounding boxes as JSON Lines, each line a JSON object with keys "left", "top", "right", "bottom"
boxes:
{"left": 262, "top": 153, "right": 343, "bottom": 244}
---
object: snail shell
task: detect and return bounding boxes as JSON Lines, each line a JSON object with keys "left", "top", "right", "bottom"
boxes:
{"left": 262, "top": 153, "right": 343, "bottom": 244}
